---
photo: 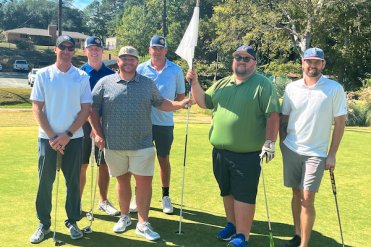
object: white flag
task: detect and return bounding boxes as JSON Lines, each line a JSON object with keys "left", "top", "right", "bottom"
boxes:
{"left": 175, "top": 7, "right": 199, "bottom": 69}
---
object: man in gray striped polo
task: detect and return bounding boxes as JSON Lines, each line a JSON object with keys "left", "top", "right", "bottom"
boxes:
{"left": 90, "top": 46, "right": 191, "bottom": 241}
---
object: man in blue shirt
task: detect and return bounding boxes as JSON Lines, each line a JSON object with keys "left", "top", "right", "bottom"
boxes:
{"left": 79, "top": 36, "right": 119, "bottom": 216}
{"left": 131, "top": 36, "right": 185, "bottom": 214}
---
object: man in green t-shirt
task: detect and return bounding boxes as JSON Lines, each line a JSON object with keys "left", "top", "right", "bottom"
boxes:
{"left": 186, "top": 45, "right": 281, "bottom": 247}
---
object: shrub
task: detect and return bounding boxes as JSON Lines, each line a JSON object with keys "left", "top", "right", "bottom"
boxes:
{"left": 15, "top": 40, "right": 35, "bottom": 50}
{"left": 274, "top": 76, "right": 292, "bottom": 98}
{"left": 360, "top": 87, "right": 371, "bottom": 126}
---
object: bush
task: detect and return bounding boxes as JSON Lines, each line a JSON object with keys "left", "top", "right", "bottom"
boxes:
{"left": 15, "top": 40, "right": 35, "bottom": 50}
{"left": 360, "top": 87, "right": 371, "bottom": 126}
{"left": 273, "top": 76, "right": 291, "bottom": 98}
{"left": 345, "top": 102, "right": 368, "bottom": 126}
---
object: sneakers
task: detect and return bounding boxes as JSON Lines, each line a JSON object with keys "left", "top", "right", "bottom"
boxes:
{"left": 136, "top": 221, "right": 160, "bottom": 241}
{"left": 30, "top": 227, "right": 50, "bottom": 243}
{"left": 162, "top": 196, "right": 174, "bottom": 214}
{"left": 98, "top": 199, "right": 120, "bottom": 216}
{"left": 284, "top": 235, "right": 301, "bottom": 247}
{"left": 129, "top": 195, "right": 138, "bottom": 213}
{"left": 228, "top": 233, "right": 248, "bottom": 247}
{"left": 113, "top": 214, "right": 132, "bottom": 233}
{"left": 67, "top": 223, "right": 83, "bottom": 240}
{"left": 217, "top": 222, "right": 236, "bottom": 241}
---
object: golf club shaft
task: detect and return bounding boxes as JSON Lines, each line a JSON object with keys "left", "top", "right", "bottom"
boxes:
{"left": 260, "top": 158, "right": 274, "bottom": 247}
{"left": 90, "top": 139, "right": 95, "bottom": 212}
{"left": 330, "top": 170, "right": 344, "bottom": 247}
{"left": 178, "top": 79, "right": 192, "bottom": 234}
{"left": 53, "top": 151, "right": 62, "bottom": 240}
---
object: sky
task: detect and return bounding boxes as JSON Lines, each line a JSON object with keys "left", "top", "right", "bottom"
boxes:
{"left": 71, "top": 0, "right": 92, "bottom": 11}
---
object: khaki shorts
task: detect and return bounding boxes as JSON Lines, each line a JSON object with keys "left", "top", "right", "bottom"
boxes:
{"left": 104, "top": 147, "right": 156, "bottom": 177}
{"left": 281, "top": 143, "right": 325, "bottom": 193}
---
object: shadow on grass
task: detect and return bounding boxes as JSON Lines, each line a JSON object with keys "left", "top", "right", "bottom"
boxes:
{"left": 0, "top": 88, "right": 32, "bottom": 105}
{"left": 76, "top": 205, "right": 351, "bottom": 247}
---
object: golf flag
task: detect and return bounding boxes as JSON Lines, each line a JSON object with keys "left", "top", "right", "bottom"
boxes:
{"left": 175, "top": 6, "right": 199, "bottom": 69}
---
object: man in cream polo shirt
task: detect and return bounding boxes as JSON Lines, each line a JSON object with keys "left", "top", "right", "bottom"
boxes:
{"left": 279, "top": 48, "right": 347, "bottom": 247}
{"left": 29, "top": 35, "right": 92, "bottom": 243}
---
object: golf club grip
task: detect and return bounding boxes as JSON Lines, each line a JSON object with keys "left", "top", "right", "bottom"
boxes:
{"left": 96, "top": 149, "right": 102, "bottom": 167}
{"left": 56, "top": 151, "right": 62, "bottom": 171}
{"left": 269, "top": 231, "right": 275, "bottom": 247}
{"left": 330, "top": 170, "right": 337, "bottom": 195}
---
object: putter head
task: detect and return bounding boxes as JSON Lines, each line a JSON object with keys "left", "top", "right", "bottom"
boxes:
{"left": 86, "top": 212, "right": 94, "bottom": 221}
{"left": 83, "top": 225, "right": 93, "bottom": 234}
{"left": 52, "top": 237, "right": 64, "bottom": 246}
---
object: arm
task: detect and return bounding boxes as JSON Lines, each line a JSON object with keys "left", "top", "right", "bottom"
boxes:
{"left": 32, "top": 100, "right": 56, "bottom": 139}
{"left": 50, "top": 103, "right": 91, "bottom": 152}
{"left": 266, "top": 112, "right": 280, "bottom": 142}
{"left": 174, "top": 93, "right": 185, "bottom": 101}
{"left": 186, "top": 68, "right": 207, "bottom": 109}
{"left": 279, "top": 114, "right": 290, "bottom": 144}
{"left": 326, "top": 115, "right": 346, "bottom": 171}
{"left": 89, "top": 108, "right": 106, "bottom": 150}
{"left": 156, "top": 98, "right": 192, "bottom": 112}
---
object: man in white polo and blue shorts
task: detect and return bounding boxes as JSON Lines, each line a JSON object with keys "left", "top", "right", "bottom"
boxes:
{"left": 90, "top": 46, "right": 191, "bottom": 241}
{"left": 131, "top": 36, "right": 185, "bottom": 214}
{"left": 279, "top": 47, "right": 347, "bottom": 247}
{"left": 29, "top": 35, "right": 92, "bottom": 243}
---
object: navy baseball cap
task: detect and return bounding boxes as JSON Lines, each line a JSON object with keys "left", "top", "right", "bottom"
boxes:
{"left": 232, "top": 45, "right": 256, "bottom": 59}
{"left": 303, "top": 48, "right": 324, "bottom": 60}
{"left": 85, "top": 36, "right": 103, "bottom": 48}
{"left": 56, "top": 35, "right": 75, "bottom": 47}
{"left": 150, "top": 36, "right": 167, "bottom": 48}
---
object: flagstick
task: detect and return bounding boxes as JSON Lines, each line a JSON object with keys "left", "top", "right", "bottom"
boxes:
{"left": 177, "top": 61, "right": 193, "bottom": 235}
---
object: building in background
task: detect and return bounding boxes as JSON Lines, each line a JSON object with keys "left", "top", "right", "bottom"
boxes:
{"left": 105, "top": 37, "right": 116, "bottom": 50}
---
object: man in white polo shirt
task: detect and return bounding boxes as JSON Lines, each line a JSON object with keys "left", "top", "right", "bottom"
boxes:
{"left": 279, "top": 47, "right": 347, "bottom": 247}
{"left": 29, "top": 35, "right": 92, "bottom": 243}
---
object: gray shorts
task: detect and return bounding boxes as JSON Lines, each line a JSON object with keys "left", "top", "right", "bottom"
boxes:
{"left": 281, "top": 143, "right": 325, "bottom": 192}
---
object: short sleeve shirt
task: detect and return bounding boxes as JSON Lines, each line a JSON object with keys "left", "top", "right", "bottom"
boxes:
{"left": 30, "top": 64, "right": 92, "bottom": 139}
{"left": 137, "top": 58, "right": 185, "bottom": 126}
{"left": 205, "top": 72, "right": 281, "bottom": 153}
{"left": 91, "top": 72, "right": 165, "bottom": 150}
{"left": 282, "top": 75, "right": 347, "bottom": 157}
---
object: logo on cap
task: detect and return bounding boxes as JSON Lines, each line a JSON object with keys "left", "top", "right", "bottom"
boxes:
{"left": 160, "top": 39, "right": 165, "bottom": 44}
{"left": 95, "top": 39, "right": 101, "bottom": 44}
{"left": 63, "top": 36, "right": 71, "bottom": 40}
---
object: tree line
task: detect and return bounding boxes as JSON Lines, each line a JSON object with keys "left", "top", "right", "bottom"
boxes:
{"left": 1, "top": 0, "right": 370, "bottom": 90}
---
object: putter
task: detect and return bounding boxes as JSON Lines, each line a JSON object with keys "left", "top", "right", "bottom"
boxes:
{"left": 52, "top": 151, "right": 63, "bottom": 245}
{"left": 260, "top": 157, "right": 275, "bottom": 247}
{"left": 83, "top": 145, "right": 102, "bottom": 234}
{"left": 330, "top": 170, "right": 345, "bottom": 247}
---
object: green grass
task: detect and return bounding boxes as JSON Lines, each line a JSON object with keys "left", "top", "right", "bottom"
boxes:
{"left": 0, "top": 88, "right": 32, "bottom": 107}
{"left": 0, "top": 122, "right": 370, "bottom": 246}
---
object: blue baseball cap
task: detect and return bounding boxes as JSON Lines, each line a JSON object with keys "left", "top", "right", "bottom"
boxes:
{"left": 85, "top": 36, "right": 103, "bottom": 48}
{"left": 150, "top": 36, "right": 167, "bottom": 48}
{"left": 232, "top": 45, "right": 256, "bottom": 59}
{"left": 56, "top": 35, "right": 75, "bottom": 47}
{"left": 303, "top": 48, "right": 325, "bottom": 60}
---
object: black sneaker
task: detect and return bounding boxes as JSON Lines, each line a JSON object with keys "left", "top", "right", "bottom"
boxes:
{"left": 284, "top": 235, "right": 301, "bottom": 247}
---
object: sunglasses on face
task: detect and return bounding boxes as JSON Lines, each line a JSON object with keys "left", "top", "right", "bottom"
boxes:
{"left": 58, "top": 44, "right": 75, "bottom": 51}
{"left": 234, "top": 56, "right": 254, "bottom": 63}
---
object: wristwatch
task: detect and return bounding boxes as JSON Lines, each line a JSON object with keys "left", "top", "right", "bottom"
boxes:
{"left": 66, "top": 130, "right": 73, "bottom": 138}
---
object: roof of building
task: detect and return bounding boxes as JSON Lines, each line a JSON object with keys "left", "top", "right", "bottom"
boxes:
{"left": 3, "top": 27, "right": 89, "bottom": 39}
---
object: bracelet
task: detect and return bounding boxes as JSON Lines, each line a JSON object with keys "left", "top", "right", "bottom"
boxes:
{"left": 49, "top": 135, "right": 58, "bottom": 141}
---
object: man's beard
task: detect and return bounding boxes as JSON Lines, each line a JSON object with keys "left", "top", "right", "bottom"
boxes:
{"left": 306, "top": 68, "right": 321, "bottom": 77}
{"left": 234, "top": 64, "right": 254, "bottom": 77}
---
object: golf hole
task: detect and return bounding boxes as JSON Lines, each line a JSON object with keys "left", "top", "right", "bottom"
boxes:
{"left": 174, "top": 230, "right": 185, "bottom": 235}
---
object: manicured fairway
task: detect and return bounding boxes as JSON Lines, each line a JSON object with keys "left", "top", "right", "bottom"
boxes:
{"left": 0, "top": 124, "right": 369, "bottom": 247}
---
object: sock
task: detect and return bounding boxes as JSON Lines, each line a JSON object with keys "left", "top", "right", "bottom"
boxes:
{"left": 162, "top": 187, "right": 169, "bottom": 197}
{"left": 135, "top": 186, "right": 137, "bottom": 195}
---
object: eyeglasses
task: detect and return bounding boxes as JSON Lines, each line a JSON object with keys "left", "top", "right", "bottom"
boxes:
{"left": 58, "top": 44, "right": 75, "bottom": 51}
{"left": 234, "top": 56, "right": 254, "bottom": 63}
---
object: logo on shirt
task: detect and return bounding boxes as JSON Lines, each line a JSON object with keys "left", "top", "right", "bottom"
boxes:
{"left": 271, "top": 98, "right": 277, "bottom": 105}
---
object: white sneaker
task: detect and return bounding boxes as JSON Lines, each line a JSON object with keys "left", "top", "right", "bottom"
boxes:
{"left": 162, "top": 196, "right": 174, "bottom": 214}
{"left": 30, "top": 227, "right": 50, "bottom": 243}
{"left": 129, "top": 195, "right": 138, "bottom": 213}
{"left": 98, "top": 199, "right": 120, "bottom": 216}
{"left": 113, "top": 214, "right": 132, "bottom": 233}
{"left": 136, "top": 221, "right": 160, "bottom": 241}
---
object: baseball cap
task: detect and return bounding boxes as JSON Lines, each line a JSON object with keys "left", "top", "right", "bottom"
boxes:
{"left": 232, "top": 45, "right": 256, "bottom": 59}
{"left": 118, "top": 46, "right": 138, "bottom": 59}
{"left": 150, "top": 36, "right": 167, "bottom": 48}
{"left": 85, "top": 36, "right": 103, "bottom": 48}
{"left": 303, "top": 48, "right": 324, "bottom": 60}
{"left": 56, "top": 35, "right": 75, "bottom": 47}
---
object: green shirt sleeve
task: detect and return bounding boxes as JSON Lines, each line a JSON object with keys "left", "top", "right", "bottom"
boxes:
{"left": 259, "top": 78, "right": 282, "bottom": 119}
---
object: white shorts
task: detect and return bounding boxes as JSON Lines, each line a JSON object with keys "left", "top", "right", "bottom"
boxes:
{"left": 104, "top": 147, "right": 156, "bottom": 177}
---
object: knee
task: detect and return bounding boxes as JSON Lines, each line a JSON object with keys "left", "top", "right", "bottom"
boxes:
{"left": 301, "top": 195, "right": 315, "bottom": 208}
{"left": 292, "top": 188, "right": 301, "bottom": 198}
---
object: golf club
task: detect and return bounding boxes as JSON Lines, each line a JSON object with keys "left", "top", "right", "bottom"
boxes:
{"left": 330, "top": 170, "right": 344, "bottom": 247}
{"left": 260, "top": 157, "right": 274, "bottom": 247}
{"left": 83, "top": 144, "right": 102, "bottom": 234}
{"left": 52, "top": 151, "right": 63, "bottom": 245}
{"left": 82, "top": 139, "right": 95, "bottom": 233}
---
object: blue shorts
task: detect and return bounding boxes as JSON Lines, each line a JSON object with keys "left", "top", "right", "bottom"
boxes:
{"left": 152, "top": 125, "right": 174, "bottom": 158}
{"left": 212, "top": 148, "right": 261, "bottom": 204}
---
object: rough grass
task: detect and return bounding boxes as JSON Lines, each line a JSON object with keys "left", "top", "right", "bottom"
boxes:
{"left": 0, "top": 87, "right": 32, "bottom": 107}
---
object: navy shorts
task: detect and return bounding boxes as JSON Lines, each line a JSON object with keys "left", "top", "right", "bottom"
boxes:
{"left": 82, "top": 121, "right": 106, "bottom": 165}
{"left": 212, "top": 148, "right": 261, "bottom": 204}
{"left": 152, "top": 125, "right": 174, "bottom": 158}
